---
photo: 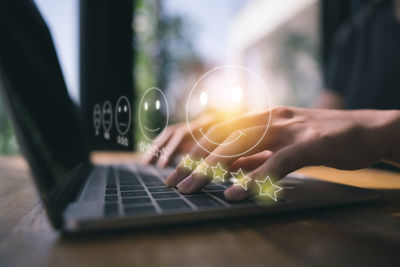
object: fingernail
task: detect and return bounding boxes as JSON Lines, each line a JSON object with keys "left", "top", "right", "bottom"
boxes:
{"left": 165, "top": 167, "right": 189, "bottom": 187}
{"left": 177, "top": 175, "right": 194, "bottom": 193}
{"left": 165, "top": 169, "right": 179, "bottom": 187}
{"left": 224, "top": 186, "right": 248, "bottom": 201}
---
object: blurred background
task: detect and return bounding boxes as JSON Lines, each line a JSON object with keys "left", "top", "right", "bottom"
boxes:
{"left": 0, "top": 0, "right": 321, "bottom": 154}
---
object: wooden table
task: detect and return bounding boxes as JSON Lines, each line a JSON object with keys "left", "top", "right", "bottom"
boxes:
{"left": 1, "top": 153, "right": 400, "bottom": 267}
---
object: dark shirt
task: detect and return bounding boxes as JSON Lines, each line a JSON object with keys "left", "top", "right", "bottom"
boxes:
{"left": 326, "top": 1, "right": 400, "bottom": 171}
{"left": 326, "top": 1, "right": 400, "bottom": 110}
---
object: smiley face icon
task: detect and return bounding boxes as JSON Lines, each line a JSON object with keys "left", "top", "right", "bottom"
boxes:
{"left": 186, "top": 65, "right": 271, "bottom": 158}
{"left": 93, "top": 104, "right": 101, "bottom": 136}
{"left": 115, "top": 96, "right": 131, "bottom": 135}
{"left": 102, "top": 101, "right": 113, "bottom": 136}
{"left": 138, "top": 87, "right": 169, "bottom": 141}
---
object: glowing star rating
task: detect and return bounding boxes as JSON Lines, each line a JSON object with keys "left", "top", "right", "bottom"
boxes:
{"left": 145, "top": 143, "right": 152, "bottom": 154}
{"left": 255, "top": 176, "right": 282, "bottom": 201}
{"left": 139, "top": 142, "right": 146, "bottom": 152}
{"left": 182, "top": 154, "right": 194, "bottom": 170}
{"left": 211, "top": 163, "right": 228, "bottom": 182}
{"left": 231, "top": 169, "right": 252, "bottom": 190}
{"left": 195, "top": 158, "right": 209, "bottom": 175}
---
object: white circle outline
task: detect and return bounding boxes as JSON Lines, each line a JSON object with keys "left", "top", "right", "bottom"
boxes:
{"left": 115, "top": 96, "right": 132, "bottom": 135}
{"left": 185, "top": 65, "right": 272, "bottom": 158}
{"left": 93, "top": 104, "right": 101, "bottom": 130}
{"left": 102, "top": 101, "right": 113, "bottom": 132}
{"left": 138, "top": 87, "right": 169, "bottom": 141}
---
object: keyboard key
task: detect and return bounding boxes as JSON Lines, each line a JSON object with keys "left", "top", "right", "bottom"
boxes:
{"left": 105, "top": 189, "right": 117, "bottom": 195}
{"left": 104, "top": 203, "right": 119, "bottom": 216}
{"left": 120, "top": 185, "right": 144, "bottom": 191}
{"left": 105, "top": 195, "right": 118, "bottom": 202}
{"left": 148, "top": 187, "right": 174, "bottom": 193}
{"left": 140, "top": 173, "right": 161, "bottom": 181}
{"left": 119, "top": 170, "right": 141, "bottom": 185}
{"left": 106, "top": 171, "right": 116, "bottom": 187}
{"left": 106, "top": 184, "right": 117, "bottom": 189}
{"left": 143, "top": 181, "right": 165, "bottom": 187}
{"left": 121, "top": 191, "right": 147, "bottom": 197}
{"left": 119, "top": 174, "right": 138, "bottom": 181}
{"left": 203, "top": 185, "right": 225, "bottom": 191}
{"left": 119, "top": 178, "right": 141, "bottom": 185}
{"left": 119, "top": 169, "right": 138, "bottom": 178}
{"left": 152, "top": 192, "right": 180, "bottom": 199}
{"left": 122, "top": 197, "right": 151, "bottom": 205}
{"left": 186, "top": 195, "right": 224, "bottom": 208}
{"left": 157, "top": 199, "right": 191, "bottom": 211}
{"left": 106, "top": 177, "right": 116, "bottom": 184}
{"left": 124, "top": 205, "right": 156, "bottom": 215}
{"left": 208, "top": 191, "right": 226, "bottom": 201}
{"left": 190, "top": 190, "right": 206, "bottom": 195}
{"left": 209, "top": 191, "right": 255, "bottom": 206}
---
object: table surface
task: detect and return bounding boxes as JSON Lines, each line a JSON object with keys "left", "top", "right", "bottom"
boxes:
{"left": 1, "top": 153, "right": 400, "bottom": 267}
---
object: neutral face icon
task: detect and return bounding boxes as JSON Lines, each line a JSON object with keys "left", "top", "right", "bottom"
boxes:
{"left": 93, "top": 104, "right": 101, "bottom": 134}
{"left": 138, "top": 87, "right": 169, "bottom": 141}
{"left": 102, "top": 101, "right": 112, "bottom": 132}
{"left": 115, "top": 96, "right": 131, "bottom": 135}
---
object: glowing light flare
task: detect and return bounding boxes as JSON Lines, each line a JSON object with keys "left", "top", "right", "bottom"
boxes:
{"left": 200, "top": 91, "right": 208, "bottom": 106}
{"left": 231, "top": 86, "right": 243, "bottom": 103}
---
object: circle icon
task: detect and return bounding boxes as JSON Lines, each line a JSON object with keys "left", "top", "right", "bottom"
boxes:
{"left": 115, "top": 96, "right": 132, "bottom": 135}
{"left": 186, "top": 65, "right": 271, "bottom": 158}
{"left": 93, "top": 104, "right": 101, "bottom": 135}
{"left": 102, "top": 101, "right": 113, "bottom": 133}
{"left": 138, "top": 87, "right": 169, "bottom": 141}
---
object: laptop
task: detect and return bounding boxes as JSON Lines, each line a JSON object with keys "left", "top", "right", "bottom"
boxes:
{"left": 0, "top": 0, "right": 380, "bottom": 233}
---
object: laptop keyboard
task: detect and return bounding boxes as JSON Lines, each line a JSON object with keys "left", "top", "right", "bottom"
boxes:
{"left": 103, "top": 166, "right": 255, "bottom": 217}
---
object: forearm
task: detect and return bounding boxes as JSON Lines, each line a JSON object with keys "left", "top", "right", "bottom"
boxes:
{"left": 380, "top": 110, "right": 400, "bottom": 167}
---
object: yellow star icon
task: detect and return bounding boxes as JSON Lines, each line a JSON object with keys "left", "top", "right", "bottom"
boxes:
{"left": 138, "top": 142, "right": 146, "bottom": 152}
{"left": 211, "top": 163, "right": 228, "bottom": 182}
{"left": 195, "top": 158, "right": 209, "bottom": 175}
{"left": 255, "top": 176, "right": 282, "bottom": 201}
{"left": 231, "top": 168, "right": 252, "bottom": 190}
{"left": 182, "top": 154, "right": 194, "bottom": 170}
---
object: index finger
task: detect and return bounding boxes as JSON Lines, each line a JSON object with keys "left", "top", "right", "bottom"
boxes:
{"left": 176, "top": 126, "right": 269, "bottom": 194}
{"left": 165, "top": 111, "right": 270, "bottom": 186}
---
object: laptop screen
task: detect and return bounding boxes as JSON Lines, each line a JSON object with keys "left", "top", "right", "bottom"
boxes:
{"left": 0, "top": 0, "right": 90, "bottom": 226}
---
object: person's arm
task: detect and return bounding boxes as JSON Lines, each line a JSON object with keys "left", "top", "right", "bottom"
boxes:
{"left": 316, "top": 89, "right": 345, "bottom": 109}
{"left": 381, "top": 110, "right": 400, "bottom": 167}
{"left": 165, "top": 107, "right": 400, "bottom": 200}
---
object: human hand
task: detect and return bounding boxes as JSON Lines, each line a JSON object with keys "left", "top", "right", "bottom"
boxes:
{"left": 141, "top": 113, "right": 219, "bottom": 168}
{"left": 165, "top": 107, "right": 400, "bottom": 201}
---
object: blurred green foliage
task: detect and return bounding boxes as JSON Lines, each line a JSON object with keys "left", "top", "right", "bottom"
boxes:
{"left": 272, "top": 29, "right": 321, "bottom": 107}
{"left": 133, "top": 0, "right": 198, "bottom": 145}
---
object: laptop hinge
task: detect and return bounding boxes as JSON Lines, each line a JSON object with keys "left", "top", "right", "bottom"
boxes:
{"left": 47, "top": 161, "right": 93, "bottom": 228}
